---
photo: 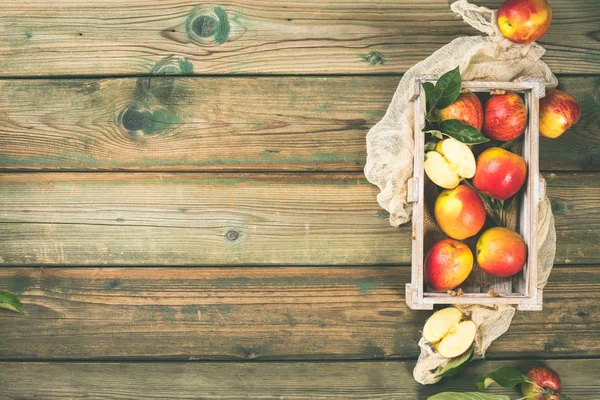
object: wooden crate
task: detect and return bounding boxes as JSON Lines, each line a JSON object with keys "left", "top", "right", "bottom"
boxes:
{"left": 406, "top": 76, "right": 546, "bottom": 311}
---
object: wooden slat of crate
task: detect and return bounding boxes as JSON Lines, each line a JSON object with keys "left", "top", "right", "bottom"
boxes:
{"left": 0, "top": 0, "right": 597, "bottom": 77}
{"left": 1, "top": 359, "right": 598, "bottom": 398}
{"left": 0, "top": 172, "right": 597, "bottom": 266}
{"left": 0, "top": 76, "right": 597, "bottom": 172}
{"left": 0, "top": 266, "right": 598, "bottom": 360}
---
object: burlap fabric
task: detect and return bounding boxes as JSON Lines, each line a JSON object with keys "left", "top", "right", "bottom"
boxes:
{"left": 363, "top": 0, "right": 558, "bottom": 385}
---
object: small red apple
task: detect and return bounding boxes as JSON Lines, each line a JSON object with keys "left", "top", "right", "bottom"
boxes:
{"left": 473, "top": 147, "right": 527, "bottom": 201}
{"left": 483, "top": 92, "right": 528, "bottom": 141}
{"left": 424, "top": 238, "right": 473, "bottom": 292}
{"left": 435, "top": 184, "right": 486, "bottom": 240}
{"left": 540, "top": 89, "right": 581, "bottom": 139}
{"left": 497, "top": 0, "right": 552, "bottom": 44}
{"left": 436, "top": 91, "right": 483, "bottom": 131}
{"left": 521, "top": 366, "right": 562, "bottom": 399}
{"left": 477, "top": 227, "right": 527, "bottom": 277}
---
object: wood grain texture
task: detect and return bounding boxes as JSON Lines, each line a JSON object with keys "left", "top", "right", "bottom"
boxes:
{"left": 1, "top": 359, "right": 599, "bottom": 399}
{"left": 0, "top": 266, "right": 598, "bottom": 360}
{"left": 0, "top": 76, "right": 598, "bottom": 172}
{"left": 0, "top": 172, "right": 597, "bottom": 266}
{"left": 0, "top": 0, "right": 598, "bottom": 77}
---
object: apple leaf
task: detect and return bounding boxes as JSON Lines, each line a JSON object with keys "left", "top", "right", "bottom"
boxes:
{"left": 474, "top": 366, "right": 527, "bottom": 390}
{"left": 0, "top": 291, "right": 25, "bottom": 315}
{"left": 502, "top": 197, "right": 515, "bottom": 211}
{"left": 436, "top": 345, "right": 475, "bottom": 379}
{"left": 424, "top": 130, "right": 445, "bottom": 140}
{"left": 428, "top": 393, "right": 510, "bottom": 400}
{"left": 425, "top": 142, "right": 438, "bottom": 152}
{"left": 429, "top": 66, "right": 462, "bottom": 111}
{"left": 439, "top": 119, "right": 490, "bottom": 145}
{"left": 423, "top": 82, "right": 435, "bottom": 111}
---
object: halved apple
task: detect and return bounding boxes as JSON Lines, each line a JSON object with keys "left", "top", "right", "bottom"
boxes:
{"left": 422, "top": 307, "right": 477, "bottom": 358}
{"left": 424, "top": 138, "right": 476, "bottom": 189}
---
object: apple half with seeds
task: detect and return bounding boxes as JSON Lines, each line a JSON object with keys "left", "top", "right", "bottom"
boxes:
{"left": 423, "top": 307, "right": 477, "bottom": 358}
{"left": 424, "top": 138, "right": 476, "bottom": 189}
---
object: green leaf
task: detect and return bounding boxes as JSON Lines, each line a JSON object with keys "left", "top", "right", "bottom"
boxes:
{"left": 178, "top": 58, "right": 194, "bottom": 75}
{"left": 425, "top": 141, "right": 437, "bottom": 152}
{"left": 502, "top": 197, "right": 515, "bottom": 211}
{"left": 425, "top": 130, "right": 444, "bottom": 140}
{"left": 0, "top": 291, "right": 25, "bottom": 315}
{"left": 428, "top": 393, "right": 510, "bottom": 400}
{"left": 430, "top": 66, "right": 462, "bottom": 110}
{"left": 436, "top": 345, "right": 474, "bottom": 379}
{"left": 475, "top": 366, "right": 527, "bottom": 390}
{"left": 423, "top": 82, "right": 435, "bottom": 111}
{"left": 439, "top": 119, "right": 490, "bottom": 145}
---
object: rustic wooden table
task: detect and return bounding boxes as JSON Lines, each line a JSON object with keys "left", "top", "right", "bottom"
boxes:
{"left": 0, "top": 1, "right": 599, "bottom": 398}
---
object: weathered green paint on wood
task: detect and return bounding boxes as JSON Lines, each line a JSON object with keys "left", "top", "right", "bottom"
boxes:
{"left": 0, "top": 0, "right": 598, "bottom": 76}
{"left": 0, "top": 76, "right": 597, "bottom": 171}
{"left": 0, "top": 359, "right": 598, "bottom": 398}
{"left": 0, "top": 266, "right": 598, "bottom": 360}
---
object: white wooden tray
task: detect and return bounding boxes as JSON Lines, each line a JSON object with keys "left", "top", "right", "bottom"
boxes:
{"left": 405, "top": 76, "right": 546, "bottom": 311}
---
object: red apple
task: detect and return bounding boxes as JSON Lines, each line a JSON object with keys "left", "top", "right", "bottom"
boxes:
{"left": 483, "top": 92, "right": 528, "bottom": 141}
{"left": 521, "top": 366, "right": 562, "bottom": 399}
{"left": 497, "top": 0, "right": 552, "bottom": 44}
{"left": 473, "top": 147, "right": 527, "bottom": 200}
{"left": 540, "top": 89, "right": 581, "bottom": 139}
{"left": 476, "top": 227, "right": 527, "bottom": 277}
{"left": 424, "top": 238, "right": 473, "bottom": 292}
{"left": 435, "top": 184, "right": 486, "bottom": 240}
{"left": 436, "top": 91, "right": 483, "bottom": 131}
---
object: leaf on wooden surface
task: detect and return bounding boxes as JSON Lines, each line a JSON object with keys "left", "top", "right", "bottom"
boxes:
{"left": 429, "top": 67, "right": 461, "bottom": 110}
{"left": 428, "top": 393, "right": 510, "bottom": 400}
{"left": 359, "top": 51, "right": 387, "bottom": 66}
{"left": 436, "top": 345, "right": 474, "bottom": 379}
{"left": 439, "top": 120, "right": 489, "bottom": 144}
{"left": 0, "top": 291, "right": 25, "bottom": 315}
{"left": 474, "top": 366, "right": 527, "bottom": 390}
{"left": 178, "top": 59, "right": 194, "bottom": 75}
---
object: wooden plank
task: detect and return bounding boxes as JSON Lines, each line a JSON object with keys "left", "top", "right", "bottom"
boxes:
{"left": 0, "top": 76, "right": 597, "bottom": 172}
{"left": 0, "top": 1, "right": 598, "bottom": 77}
{"left": 0, "top": 266, "right": 598, "bottom": 360}
{"left": 0, "top": 172, "right": 597, "bottom": 266}
{"left": 1, "top": 359, "right": 598, "bottom": 399}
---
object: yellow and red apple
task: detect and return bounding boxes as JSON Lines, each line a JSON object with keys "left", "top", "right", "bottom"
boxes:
{"left": 473, "top": 147, "right": 527, "bottom": 200}
{"left": 497, "top": 0, "right": 552, "bottom": 44}
{"left": 435, "top": 184, "right": 486, "bottom": 240}
{"left": 477, "top": 227, "right": 527, "bottom": 277}
{"left": 540, "top": 89, "right": 581, "bottom": 139}
{"left": 423, "top": 307, "right": 477, "bottom": 358}
{"left": 424, "top": 138, "right": 477, "bottom": 189}
{"left": 436, "top": 91, "right": 483, "bottom": 131}
{"left": 521, "top": 366, "right": 562, "bottom": 399}
{"left": 483, "top": 92, "right": 527, "bottom": 141}
{"left": 424, "top": 238, "right": 473, "bottom": 292}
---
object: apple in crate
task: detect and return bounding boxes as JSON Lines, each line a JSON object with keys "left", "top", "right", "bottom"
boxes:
{"left": 521, "top": 366, "right": 562, "bottom": 399}
{"left": 435, "top": 185, "right": 486, "bottom": 240}
{"left": 473, "top": 147, "right": 527, "bottom": 200}
{"left": 424, "top": 238, "right": 473, "bottom": 292}
{"left": 436, "top": 91, "right": 483, "bottom": 130}
{"left": 483, "top": 92, "right": 527, "bottom": 141}
{"left": 497, "top": 0, "right": 552, "bottom": 44}
{"left": 477, "top": 227, "right": 527, "bottom": 277}
{"left": 422, "top": 307, "right": 477, "bottom": 358}
{"left": 540, "top": 89, "right": 581, "bottom": 139}
{"left": 424, "top": 138, "right": 476, "bottom": 189}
